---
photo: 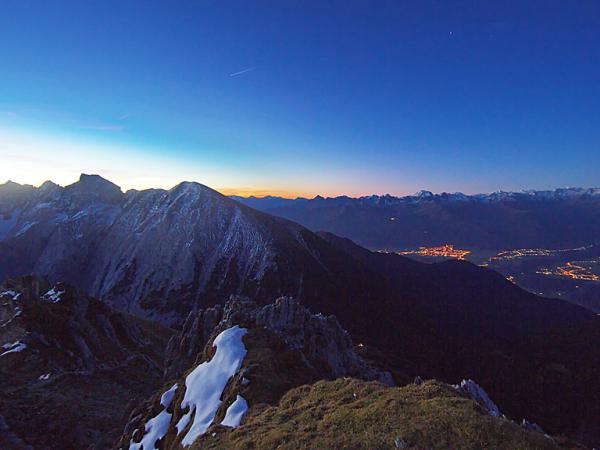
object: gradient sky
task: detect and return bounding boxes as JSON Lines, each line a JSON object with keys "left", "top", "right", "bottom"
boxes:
{"left": 1, "top": 1, "right": 599, "bottom": 197}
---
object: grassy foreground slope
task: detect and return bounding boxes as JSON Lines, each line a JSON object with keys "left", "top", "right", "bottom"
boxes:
{"left": 195, "top": 379, "right": 571, "bottom": 450}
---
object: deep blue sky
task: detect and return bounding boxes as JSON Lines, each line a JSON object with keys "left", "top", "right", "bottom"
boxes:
{"left": 1, "top": 0, "right": 599, "bottom": 196}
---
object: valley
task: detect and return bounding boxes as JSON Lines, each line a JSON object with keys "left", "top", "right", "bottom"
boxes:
{"left": 385, "top": 243, "right": 600, "bottom": 312}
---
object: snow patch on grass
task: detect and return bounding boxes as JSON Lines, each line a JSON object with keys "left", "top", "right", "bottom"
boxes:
{"left": 129, "top": 409, "right": 172, "bottom": 450}
{"left": 129, "top": 384, "right": 178, "bottom": 450}
{"left": 221, "top": 395, "right": 248, "bottom": 428}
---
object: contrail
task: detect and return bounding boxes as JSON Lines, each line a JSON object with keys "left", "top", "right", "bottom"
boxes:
{"left": 229, "top": 67, "right": 255, "bottom": 77}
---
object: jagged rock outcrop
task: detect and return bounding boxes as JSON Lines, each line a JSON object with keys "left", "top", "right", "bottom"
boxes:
{"left": 453, "top": 379, "right": 503, "bottom": 418}
{"left": 164, "top": 296, "right": 392, "bottom": 385}
{"left": 451, "top": 378, "right": 557, "bottom": 444}
{"left": 119, "top": 297, "right": 392, "bottom": 449}
{"left": 0, "top": 276, "right": 171, "bottom": 450}
{"left": 252, "top": 297, "right": 393, "bottom": 382}
{"left": 522, "top": 419, "right": 550, "bottom": 437}
{"left": 164, "top": 304, "right": 222, "bottom": 380}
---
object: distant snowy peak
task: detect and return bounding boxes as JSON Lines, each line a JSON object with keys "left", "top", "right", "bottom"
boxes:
{"left": 368, "top": 187, "right": 600, "bottom": 204}
{"left": 527, "top": 187, "right": 600, "bottom": 199}
{"left": 413, "top": 190, "right": 435, "bottom": 199}
{"left": 232, "top": 187, "right": 600, "bottom": 211}
{"left": 237, "top": 187, "right": 600, "bottom": 206}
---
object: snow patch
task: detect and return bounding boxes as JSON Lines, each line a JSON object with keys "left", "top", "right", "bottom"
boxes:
{"left": 177, "top": 325, "right": 248, "bottom": 446}
{"left": 43, "top": 287, "right": 65, "bottom": 303}
{"left": 15, "top": 221, "right": 36, "bottom": 236}
{"left": 1, "top": 341, "right": 27, "bottom": 356}
{"left": 129, "top": 384, "right": 178, "bottom": 450}
{"left": 160, "top": 383, "right": 178, "bottom": 408}
{"left": 129, "top": 409, "right": 172, "bottom": 450}
{"left": 221, "top": 395, "right": 248, "bottom": 428}
{"left": 0, "top": 290, "right": 19, "bottom": 300}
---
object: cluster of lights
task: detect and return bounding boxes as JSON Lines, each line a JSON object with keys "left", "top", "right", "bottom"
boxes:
{"left": 536, "top": 260, "right": 600, "bottom": 282}
{"left": 397, "top": 244, "right": 471, "bottom": 260}
{"left": 490, "top": 245, "right": 591, "bottom": 261}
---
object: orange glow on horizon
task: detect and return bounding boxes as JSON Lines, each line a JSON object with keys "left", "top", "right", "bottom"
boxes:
{"left": 216, "top": 186, "right": 314, "bottom": 199}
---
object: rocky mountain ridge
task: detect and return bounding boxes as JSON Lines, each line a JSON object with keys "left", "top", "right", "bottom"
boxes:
{"left": 118, "top": 296, "right": 572, "bottom": 450}
{"left": 163, "top": 295, "right": 392, "bottom": 384}
{"left": 0, "top": 175, "right": 352, "bottom": 326}
{"left": 119, "top": 296, "right": 391, "bottom": 449}
{"left": 0, "top": 276, "right": 172, "bottom": 449}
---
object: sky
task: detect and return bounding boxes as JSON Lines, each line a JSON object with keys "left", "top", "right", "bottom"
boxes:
{"left": 1, "top": 0, "right": 599, "bottom": 197}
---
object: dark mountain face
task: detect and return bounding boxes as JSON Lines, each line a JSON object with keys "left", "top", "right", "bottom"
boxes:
{"left": 232, "top": 189, "right": 600, "bottom": 250}
{"left": 0, "top": 176, "right": 374, "bottom": 326}
{"left": 0, "top": 181, "right": 36, "bottom": 242}
{"left": 317, "top": 232, "right": 600, "bottom": 445}
{"left": 0, "top": 276, "right": 171, "bottom": 449}
{"left": 1, "top": 175, "right": 599, "bottom": 444}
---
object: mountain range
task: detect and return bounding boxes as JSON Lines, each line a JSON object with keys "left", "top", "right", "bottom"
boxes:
{"left": 1, "top": 175, "right": 599, "bottom": 447}
{"left": 231, "top": 188, "right": 600, "bottom": 250}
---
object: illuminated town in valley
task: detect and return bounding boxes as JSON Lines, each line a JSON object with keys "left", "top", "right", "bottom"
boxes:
{"left": 396, "top": 244, "right": 471, "bottom": 260}
{"left": 537, "top": 260, "right": 600, "bottom": 282}
{"left": 385, "top": 244, "right": 600, "bottom": 282}
{"left": 489, "top": 246, "right": 592, "bottom": 262}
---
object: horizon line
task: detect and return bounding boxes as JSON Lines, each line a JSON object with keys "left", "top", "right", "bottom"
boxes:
{"left": 1, "top": 174, "right": 598, "bottom": 201}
